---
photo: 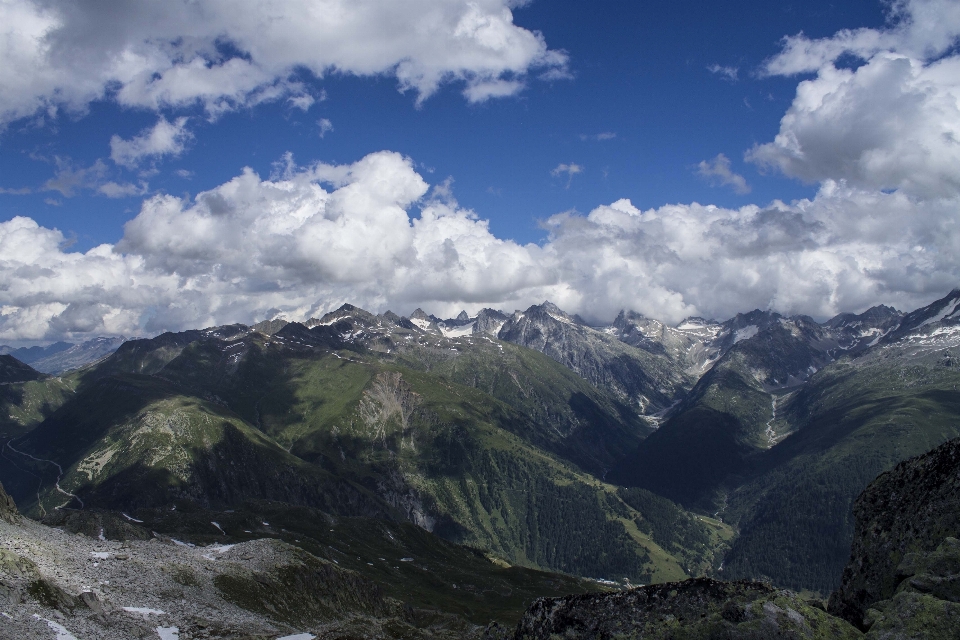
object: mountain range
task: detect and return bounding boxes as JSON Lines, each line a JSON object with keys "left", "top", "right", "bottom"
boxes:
{"left": 2, "top": 289, "right": 960, "bottom": 636}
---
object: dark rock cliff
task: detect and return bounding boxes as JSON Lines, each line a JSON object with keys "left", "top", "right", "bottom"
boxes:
{"left": 829, "top": 435, "right": 960, "bottom": 631}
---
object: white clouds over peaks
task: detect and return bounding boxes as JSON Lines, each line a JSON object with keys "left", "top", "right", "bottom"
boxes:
{"left": 750, "top": 0, "right": 960, "bottom": 197}
{"left": 0, "top": 0, "right": 568, "bottom": 126}
{"left": 4, "top": 150, "right": 960, "bottom": 342}
{"left": 110, "top": 117, "right": 192, "bottom": 169}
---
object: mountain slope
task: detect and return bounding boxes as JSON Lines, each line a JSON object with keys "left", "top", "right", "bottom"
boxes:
{"left": 2, "top": 310, "right": 731, "bottom": 584}
{"left": 719, "top": 291, "right": 960, "bottom": 592}
{"left": 609, "top": 311, "right": 841, "bottom": 506}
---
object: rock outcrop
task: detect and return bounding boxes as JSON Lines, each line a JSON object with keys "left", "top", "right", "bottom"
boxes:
{"left": 829, "top": 435, "right": 960, "bottom": 631}
{"left": 512, "top": 577, "right": 859, "bottom": 639}
{"left": 0, "top": 481, "right": 20, "bottom": 524}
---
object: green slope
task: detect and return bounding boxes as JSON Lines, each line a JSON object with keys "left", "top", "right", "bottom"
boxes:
{"left": 2, "top": 322, "right": 731, "bottom": 586}
{"left": 721, "top": 343, "right": 960, "bottom": 593}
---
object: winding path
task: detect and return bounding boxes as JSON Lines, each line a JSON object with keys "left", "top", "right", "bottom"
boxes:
{"left": 4, "top": 439, "right": 84, "bottom": 510}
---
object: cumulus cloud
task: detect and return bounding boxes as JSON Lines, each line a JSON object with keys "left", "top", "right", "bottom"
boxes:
{"left": 749, "top": 0, "right": 960, "bottom": 197}
{"left": 4, "top": 150, "right": 960, "bottom": 343}
{"left": 110, "top": 117, "right": 192, "bottom": 169}
{"left": 0, "top": 0, "right": 568, "bottom": 126}
{"left": 697, "top": 154, "right": 751, "bottom": 194}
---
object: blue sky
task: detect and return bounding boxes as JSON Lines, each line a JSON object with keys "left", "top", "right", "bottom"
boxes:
{"left": 1, "top": 0, "right": 959, "bottom": 343}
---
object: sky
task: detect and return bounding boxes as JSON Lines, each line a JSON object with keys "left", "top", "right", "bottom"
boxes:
{"left": 1, "top": 0, "right": 960, "bottom": 344}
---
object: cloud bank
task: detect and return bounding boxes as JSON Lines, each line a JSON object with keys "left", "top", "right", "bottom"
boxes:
{"left": 3, "top": 149, "right": 960, "bottom": 343}
{"left": 2, "top": 0, "right": 960, "bottom": 343}
{"left": 0, "top": 0, "right": 568, "bottom": 126}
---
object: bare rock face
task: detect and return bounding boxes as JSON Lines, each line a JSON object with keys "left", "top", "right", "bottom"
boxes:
{"left": 513, "top": 578, "right": 860, "bottom": 640}
{"left": 0, "top": 481, "right": 19, "bottom": 524}
{"left": 829, "top": 435, "right": 960, "bottom": 630}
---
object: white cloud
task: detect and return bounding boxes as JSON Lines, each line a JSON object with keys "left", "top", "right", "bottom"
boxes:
{"left": 697, "top": 154, "right": 751, "bottom": 194}
{"left": 110, "top": 117, "right": 192, "bottom": 169}
{"left": 288, "top": 94, "right": 316, "bottom": 111}
{"left": 5, "top": 150, "right": 960, "bottom": 343}
{"left": 750, "top": 0, "right": 960, "bottom": 198}
{"left": 551, "top": 162, "right": 582, "bottom": 188}
{"left": 762, "top": 0, "right": 960, "bottom": 77}
{"left": 580, "top": 132, "right": 616, "bottom": 141}
{"left": 707, "top": 64, "right": 738, "bottom": 81}
{"left": 317, "top": 118, "right": 334, "bottom": 138}
{"left": 41, "top": 158, "right": 109, "bottom": 197}
{"left": 0, "top": 0, "right": 568, "bottom": 126}
{"left": 97, "top": 181, "right": 148, "bottom": 198}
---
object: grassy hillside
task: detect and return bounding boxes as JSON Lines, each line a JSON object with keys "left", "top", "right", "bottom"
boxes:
{"left": 721, "top": 343, "right": 960, "bottom": 593}
{"left": 2, "top": 324, "right": 732, "bottom": 586}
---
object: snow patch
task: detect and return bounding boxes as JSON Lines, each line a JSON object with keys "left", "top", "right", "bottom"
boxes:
{"left": 409, "top": 317, "right": 433, "bottom": 331}
{"left": 122, "top": 512, "right": 143, "bottom": 523}
{"left": 211, "top": 521, "right": 225, "bottom": 535}
{"left": 90, "top": 552, "right": 111, "bottom": 559}
{"left": 123, "top": 607, "right": 165, "bottom": 615}
{"left": 277, "top": 634, "right": 316, "bottom": 640}
{"left": 31, "top": 615, "right": 78, "bottom": 640}
{"left": 156, "top": 627, "right": 180, "bottom": 640}
{"left": 733, "top": 325, "right": 758, "bottom": 343}
{"left": 440, "top": 322, "right": 474, "bottom": 338}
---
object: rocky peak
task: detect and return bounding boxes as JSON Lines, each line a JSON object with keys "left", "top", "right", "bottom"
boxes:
{"left": 474, "top": 308, "right": 509, "bottom": 335}
{"left": 456, "top": 310, "right": 470, "bottom": 322}
{"left": 406, "top": 308, "right": 442, "bottom": 334}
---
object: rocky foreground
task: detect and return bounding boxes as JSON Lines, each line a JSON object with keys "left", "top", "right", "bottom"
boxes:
{"left": 0, "top": 484, "right": 478, "bottom": 639}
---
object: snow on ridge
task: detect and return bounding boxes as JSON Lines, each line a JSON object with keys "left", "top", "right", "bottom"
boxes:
{"left": 919, "top": 297, "right": 960, "bottom": 329}
{"left": 733, "top": 325, "right": 759, "bottom": 344}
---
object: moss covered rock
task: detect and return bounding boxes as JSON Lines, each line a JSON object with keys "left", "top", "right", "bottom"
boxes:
{"left": 829, "top": 436, "right": 960, "bottom": 627}
{"left": 513, "top": 577, "right": 862, "bottom": 639}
